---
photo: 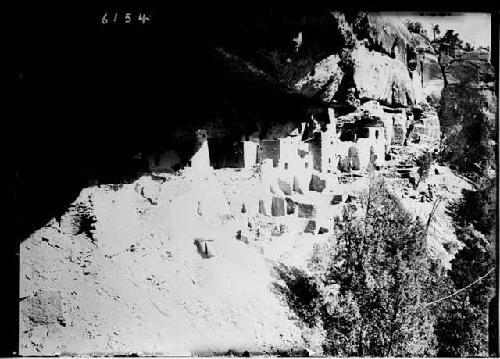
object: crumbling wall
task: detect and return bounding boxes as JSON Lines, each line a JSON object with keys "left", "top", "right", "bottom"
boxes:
{"left": 148, "top": 150, "right": 182, "bottom": 172}
{"left": 309, "top": 174, "right": 326, "bottom": 192}
{"left": 257, "top": 140, "right": 280, "bottom": 167}
{"left": 298, "top": 203, "right": 316, "bottom": 219}
{"left": 208, "top": 139, "right": 244, "bottom": 169}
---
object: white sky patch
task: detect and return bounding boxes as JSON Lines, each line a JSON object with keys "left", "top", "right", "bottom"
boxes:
{"left": 381, "top": 12, "right": 491, "bottom": 48}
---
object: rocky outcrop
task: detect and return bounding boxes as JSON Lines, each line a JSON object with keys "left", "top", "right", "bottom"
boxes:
{"left": 294, "top": 54, "right": 344, "bottom": 102}
{"left": 352, "top": 13, "right": 414, "bottom": 64}
{"left": 421, "top": 53, "right": 444, "bottom": 105}
{"left": 408, "top": 104, "right": 441, "bottom": 145}
{"left": 351, "top": 45, "right": 414, "bottom": 107}
{"left": 439, "top": 54, "right": 496, "bottom": 135}
{"left": 444, "top": 58, "right": 495, "bottom": 87}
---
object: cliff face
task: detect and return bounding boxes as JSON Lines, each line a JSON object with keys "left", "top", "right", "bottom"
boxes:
{"left": 351, "top": 45, "right": 415, "bottom": 106}
{"left": 439, "top": 54, "right": 497, "bottom": 135}
{"left": 204, "top": 11, "right": 443, "bottom": 120}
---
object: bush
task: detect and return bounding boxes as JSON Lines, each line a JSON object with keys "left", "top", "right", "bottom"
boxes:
{"left": 448, "top": 177, "right": 496, "bottom": 235}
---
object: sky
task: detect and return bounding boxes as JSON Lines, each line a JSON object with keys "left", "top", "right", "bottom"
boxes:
{"left": 383, "top": 12, "right": 491, "bottom": 48}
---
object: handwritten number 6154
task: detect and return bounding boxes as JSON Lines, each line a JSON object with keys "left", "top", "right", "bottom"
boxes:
{"left": 101, "top": 13, "right": 150, "bottom": 24}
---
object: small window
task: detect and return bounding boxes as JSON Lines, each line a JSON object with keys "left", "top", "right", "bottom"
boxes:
{"left": 375, "top": 130, "right": 379, "bottom": 139}
{"left": 328, "top": 158, "right": 331, "bottom": 163}
{"left": 284, "top": 163, "right": 288, "bottom": 170}
{"left": 330, "top": 141, "right": 333, "bottom": 145}
{"left": 305, "top": 162, "right": 309, "bottom": 169}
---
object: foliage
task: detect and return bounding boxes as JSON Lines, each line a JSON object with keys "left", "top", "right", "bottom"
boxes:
{"left": 272, "top": 264, "right": 323, "bottom": 328}
{"left": 305, "top": 178, "right": 450, "bottom": 356}
{"left": 448, "top": 176, "right": 496, "bottom": 235}
{"left": 405, "top": 21, "right": 423, "bottom": 34}
{"left": 463, "top": 42, "right": 475, "bottom": 52}
{"left": 431, "top": 24, "right": 441, "bottom": 41}
{"left": 437, "top": 29, "right": 463, "bottom": 51}
{"left": 276, "top": 175, "right": 495, "bottom": 356}
{"left": 435, "top": 225, "right": 496, "bottom": 356}
{"left": 438, "top": 143, "right": 496, "bottom": 356}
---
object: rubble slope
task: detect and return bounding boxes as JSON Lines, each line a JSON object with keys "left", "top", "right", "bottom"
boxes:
{"left": 20, "top": 170, "right": 306, "bottom": 356}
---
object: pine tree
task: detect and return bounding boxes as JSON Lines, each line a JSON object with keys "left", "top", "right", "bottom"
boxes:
{"left": 432, "top": 24, "right": 441, "bottom": 41}
{"left": 308, "top": 177, "right": 449, "bottom": 356}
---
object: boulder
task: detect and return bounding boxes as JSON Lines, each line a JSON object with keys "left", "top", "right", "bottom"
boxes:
{"left": 304, "top": 220, "right": 317, "bottom": 234}
{"left": 294, "top": 54, "right": 344, "bottom": 102}
{"left": 318, "top": 227, "right": 329, "bottom": 234}
{"left": 309, "top": 174, "right": 326, "bottom": 193}
{"left": 285, "top": 198, "right": 296, "bottom": 215}
{"left": 331, "top": 194, "right": 343, "bottom": 205}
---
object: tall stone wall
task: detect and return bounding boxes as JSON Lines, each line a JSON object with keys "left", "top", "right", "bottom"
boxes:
{"left": 208, "top": 139, "right": 244, "bottom": 169}
{"left": 257, "top": 140, "right": 280, "bottom": 167}
{"left": 309, "top": 139, "right": 322, "bottom": 172}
